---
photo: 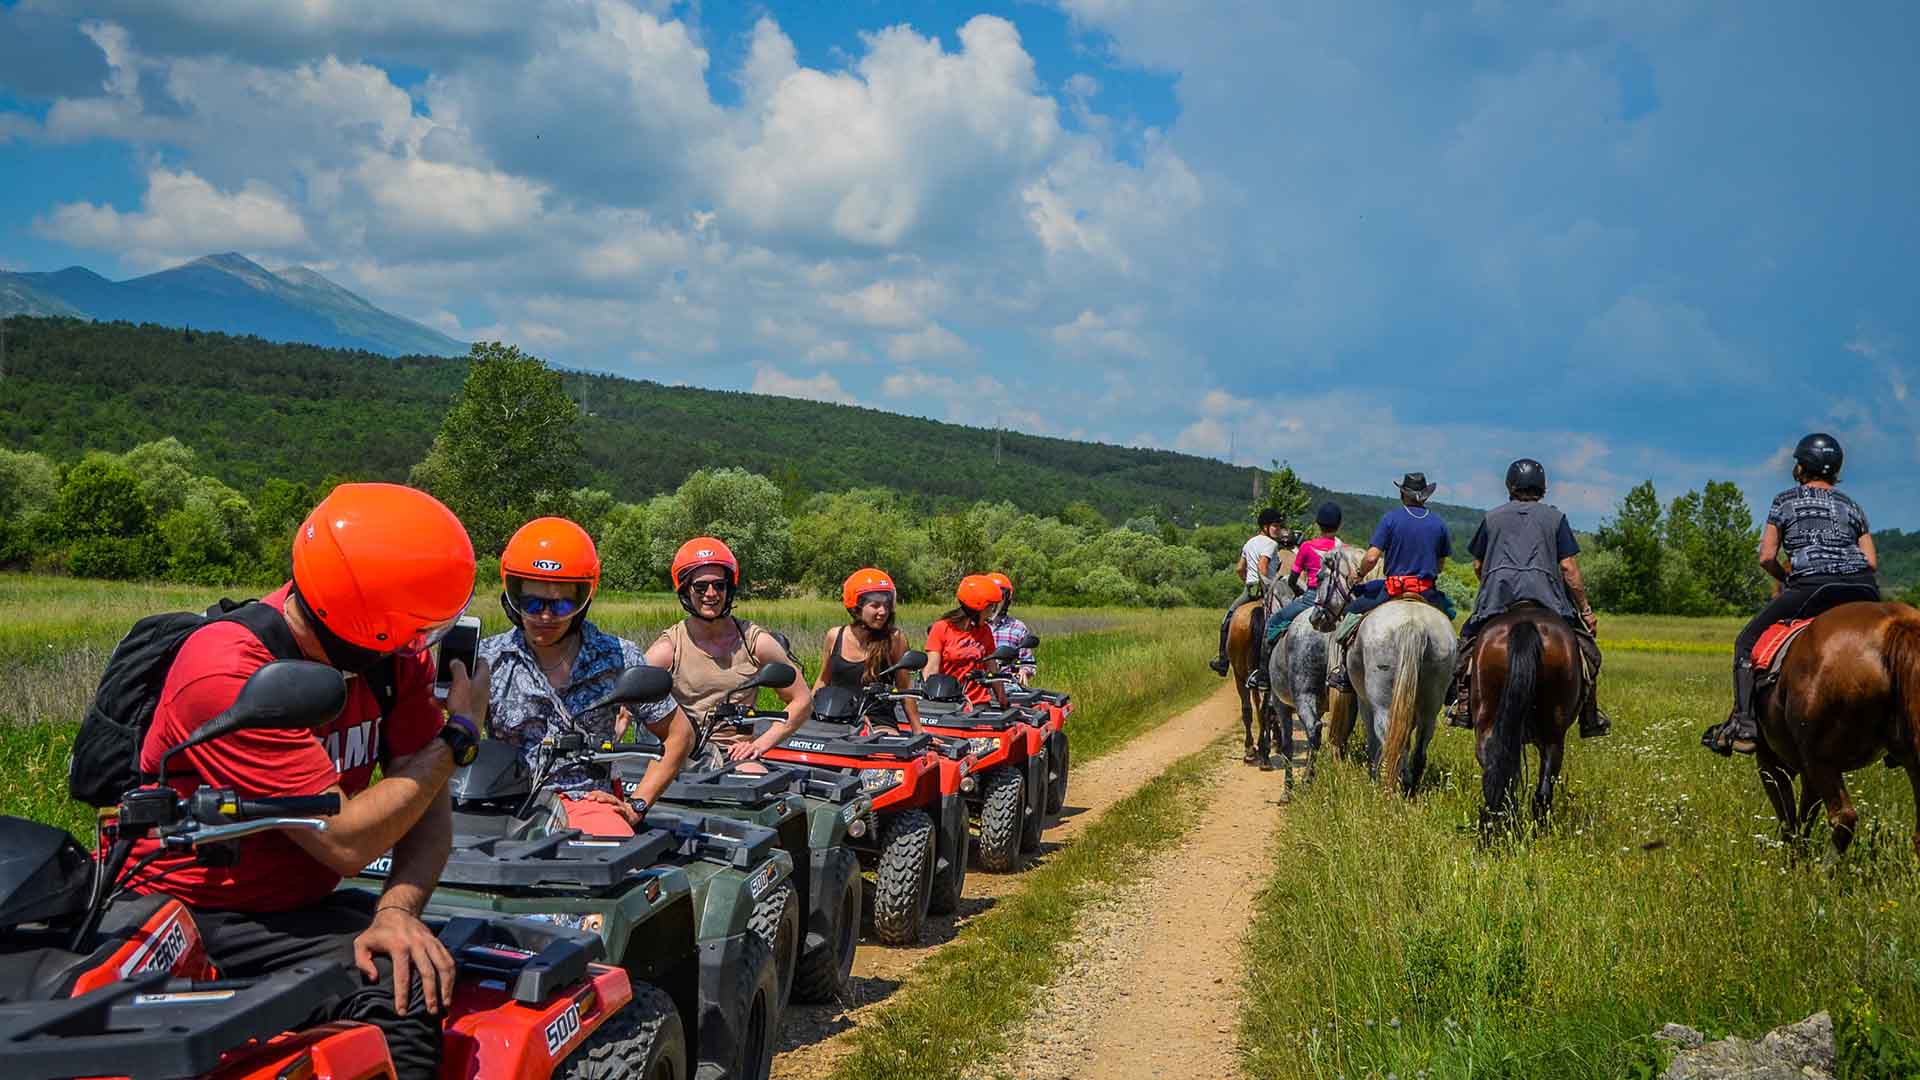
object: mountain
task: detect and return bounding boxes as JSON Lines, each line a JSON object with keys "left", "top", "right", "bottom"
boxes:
{"left": 0, "top": 254, "right": 464, "bottom": 358}
{"left": 0, "top": 317, "right": 1488, "bottom": 540}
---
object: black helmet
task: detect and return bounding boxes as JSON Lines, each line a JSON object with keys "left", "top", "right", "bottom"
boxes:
{"left": 1792, "top": 433, "right": 1843, "bottom": 479}
{"left": 1256, "top": 507, "right": 1284, "bottom": 528}
{"left": 1505, "top": 458, "right": 1547, "bottom": 497}
{"left": 1315, "top": 501, "right": 1343, "bottom": 529}
{"left": 1276, "top": 528, "right": 1302, "bottom": 548}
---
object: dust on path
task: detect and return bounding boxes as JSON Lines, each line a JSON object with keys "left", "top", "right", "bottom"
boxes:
{"left": 967, "top": 720, "right": 1289, "bottom": 1080}
{"left": 772, "top": 682, "right": 1250, "bottom": 1079}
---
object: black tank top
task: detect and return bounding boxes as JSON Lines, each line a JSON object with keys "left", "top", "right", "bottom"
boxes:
{"left": 826, "top": 626, "right": 869, "bottom": 690}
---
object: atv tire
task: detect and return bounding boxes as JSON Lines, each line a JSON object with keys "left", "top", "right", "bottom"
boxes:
{"left": 871, "top": 809, "right": 934, "bottom": 946}
{"left": 1045, "top": 735, "right": 1070, "bottom": 816}
{"left": 750, "top": 878, "right": 802, "bottom": 1008}
{"left": 795, "top": 847, "right": 860, "bottom": 1003}
{"left": 975, "top": 767, "right": 1025, "bottom": 873}
{"left": 928, "top": 801, "right": 967, "bottom": 916}
{"left": 557, "top": 983, "right": 687, "bottom": 1080}
{"left": 721, "top": 931, "right": 779, "bottom": 1080}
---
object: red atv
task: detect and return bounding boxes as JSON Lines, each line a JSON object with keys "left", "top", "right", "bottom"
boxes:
{"left": 1, "top": 660, "right": 681, "bottom": 1080}
{"left": 913, "top": 646, "right": 1051, "bottom": 872}
{"left": 982, "top": 633, "right": 1072, "bottom": 815}
{"left": 752, "top": 651, "right": 974, "bottom": 946}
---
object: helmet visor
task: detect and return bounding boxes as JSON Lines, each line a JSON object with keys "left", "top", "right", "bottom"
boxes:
{"left": 505, "top": 577, "right": 592, "bottom": 619}
{"left": 399, "top": 609, "right": 467, "bottom": 654}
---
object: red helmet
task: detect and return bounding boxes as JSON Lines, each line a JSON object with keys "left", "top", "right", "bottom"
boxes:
{"left": 955, "top": 574, "right": 1001, "bottom": 613}
{"left": 292, "top": 483, "right": 474, "bottom": 653}
{"left": 843, "top": 568, "right": 896, "bottom": 610}
{"left": 987, "top": 572, "right": 1014, "bottom": 601}
{"left": 671, "top": 537, "right": 740, "bottom": 590}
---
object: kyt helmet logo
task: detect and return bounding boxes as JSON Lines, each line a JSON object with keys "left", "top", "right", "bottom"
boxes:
{"left": 696, "top": 548, "right": 715, "bottom": 558}
{"left": 531, "top": 559, "right": 563, "bottom": 571}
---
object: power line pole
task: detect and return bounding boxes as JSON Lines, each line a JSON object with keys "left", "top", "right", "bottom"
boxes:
{"left": 994, "top": 418, "right": 1002, "bottom": 466}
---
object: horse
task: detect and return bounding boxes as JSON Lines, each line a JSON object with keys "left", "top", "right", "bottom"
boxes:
{"left": 1751, "top": 601, "right": 1920, "bottom": 859}
{"left": 1310, "top": 560, "right": 1456, "bottom": 795}
{"left": 1473, "top": 605, "right": 1583, "bottom": 833}
{"left": 1265, "top": 543, "right": 1357, "bottom": 777}
{"left": 1228, "top": 568, "right": 1296, "bottom": 764}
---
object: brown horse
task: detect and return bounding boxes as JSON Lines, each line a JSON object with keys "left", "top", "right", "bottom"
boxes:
{"left": 1227, "top": 602, "right": 1267, "bottom": 762}
{"left": 1753, "top": 601, "right": 1920, "bottom": 858}
{"left": 1472, "top": 606, "right": 1583, "bottom": 833}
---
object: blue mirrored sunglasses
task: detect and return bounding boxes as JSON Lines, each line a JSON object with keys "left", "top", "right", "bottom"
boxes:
{"left": 519, "top": 595, "right": 581, "bottom": 618}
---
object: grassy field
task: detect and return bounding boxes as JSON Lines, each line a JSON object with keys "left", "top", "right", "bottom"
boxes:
{"left": 0, "top": 572, "right": 1215, "bottom": 841}
{"left": 1240, "top": 613, "right": 1920, "bottom": 1078}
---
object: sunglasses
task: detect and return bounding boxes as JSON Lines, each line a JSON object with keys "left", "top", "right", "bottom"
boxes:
{"left": 687, "top": 580, "right": 729, "bottom": 597}
{"left": 518, "top": 595, "right": 582, "bottom": 618}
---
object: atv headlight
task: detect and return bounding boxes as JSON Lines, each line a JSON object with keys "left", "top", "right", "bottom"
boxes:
{"left": 966, "top": 737, "right": 1000, "bottom": 756}
{"left": 857, "top": 768, "right": 900, "bottom": 795}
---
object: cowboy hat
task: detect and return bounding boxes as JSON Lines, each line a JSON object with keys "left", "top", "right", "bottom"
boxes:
{"left": 1394, "top": 472, "right": 1437, "bottom": 500}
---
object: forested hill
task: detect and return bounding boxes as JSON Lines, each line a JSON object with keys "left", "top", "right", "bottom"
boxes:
{"left": 0, "top": 315, "right": 1479, "bottom": 532}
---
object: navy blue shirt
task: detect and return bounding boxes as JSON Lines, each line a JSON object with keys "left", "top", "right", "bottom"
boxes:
{"left": 1370, "top": 505, "right": 1452, "bottom": 580}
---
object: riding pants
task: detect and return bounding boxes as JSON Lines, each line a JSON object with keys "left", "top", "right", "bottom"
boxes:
{"left": 1730, "top": 572, "right": 1880, "bottom": 730}
{"left": 192, "top": 890, "right": 442, "bottom": 1080}
{"left": 1216, "top": 585, "right": 1261, "bottom": 660}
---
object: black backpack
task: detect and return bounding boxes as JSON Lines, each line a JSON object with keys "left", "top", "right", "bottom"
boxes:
{"left": 66, "top": 599, "right": 397, "bottom": 807}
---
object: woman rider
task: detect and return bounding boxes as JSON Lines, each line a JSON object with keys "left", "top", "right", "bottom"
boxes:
{"left": 816, "top": 567, "right": 921, "bottom": 734}
{"left": 1272, "top": 502, "right": 1344, "bottom": 636}
{"left": 926, "top": 574, "right": 1004, "bottom": 707}
{"left": 479, "top": 516, "right": 694, "bottom": 835}
{"left": 1707, "top": 433, "right": 1880, "bottom": 756}
{"left": 644, "top": 536, "right": 813, "bottom": 766}
{"left": 985, "top": 571, "right": 1036, "bottom": 687}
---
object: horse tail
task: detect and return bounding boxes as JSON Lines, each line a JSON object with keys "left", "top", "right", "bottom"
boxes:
{"left": 1483, "top": 620, "right": 1540, "bottom": 826}
{"left": 1888, "top": 614, "right": 1920, "bottom": 757}
{"left": 1380, "top": 619, "right": 1424, "bottom": 793}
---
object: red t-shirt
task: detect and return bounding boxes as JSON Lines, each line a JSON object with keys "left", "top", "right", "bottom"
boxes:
{"left": 926, "top": 619, "right": 997, "bottom": 706}
{"left": 128, "top": 585, "right": 443, "bottom": 912}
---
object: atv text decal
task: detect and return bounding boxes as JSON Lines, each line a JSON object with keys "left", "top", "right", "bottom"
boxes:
{"left": 787, "top": 739, "right": 827, "bottom": 752}
{"left": 124, "top": 916, "right": 190, "bottom": 976}
{"left": 544, "top": 1002, "right": 583, "bottom": 1057}
{"left": 322, "top": 718, "right": 382, "bottom": 773}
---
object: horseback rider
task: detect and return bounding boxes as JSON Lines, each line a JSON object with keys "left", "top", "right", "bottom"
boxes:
{"left": 1327, "top": 473, "right": 1457, "bottom": 691}
{"left": 1705, "top": 433, "right": 1880, "bottom": 756}
{"left": 1444, "top": 460, "right": 1608, "bottom": 738}
{"left": 1272, "top": 502, "right": 1345, "bottom": 638}
{"left": 1209, "top": 508, "right": 1286, "bottom": 676}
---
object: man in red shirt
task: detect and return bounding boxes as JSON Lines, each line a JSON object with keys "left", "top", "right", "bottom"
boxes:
{"left": 128, "top": 484, "right": 487, "bottom": 1080}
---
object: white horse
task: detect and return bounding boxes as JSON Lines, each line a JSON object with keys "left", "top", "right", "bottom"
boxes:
{"left": 1310, "top": 552, "right": 1457, "bottom": 795}
{"left": 1265, "top": 541, "right": 1356, "bottom": 777}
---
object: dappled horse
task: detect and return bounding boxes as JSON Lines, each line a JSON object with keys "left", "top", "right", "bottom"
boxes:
{"left": 1311, "top": 559, "right": 1456, "bottom": 794}
{"left": 1266, "top": 543, "right": 1357, "bottom": 777}
{"left": 1751, "top": 600, "right": 1920, "bottom": 858}
{"left": 1473, "top": 605, "right": 1582, "bottom": 833}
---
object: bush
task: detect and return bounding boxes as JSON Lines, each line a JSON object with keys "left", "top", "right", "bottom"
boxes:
{"left": 598, "top": 503, "right": 652, "bottom": 591}
{"left": 646, "top": 467, "right": 792, "bottom": 597}
{"left": 54, "top": 454, "right": 155, "bottom": 541}
{"left": 69, "top": 535, "right": 166, "bottom": 579}
{"left": 0, "top": 448, "right": 59, "bottom": 522}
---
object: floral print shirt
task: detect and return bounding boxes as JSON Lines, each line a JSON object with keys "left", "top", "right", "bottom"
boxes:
{"left": 478, "top": 620, "right": 678, "bottom": 793}
{"left": 989, "top": 613, "right": 1036, "bottom": 674}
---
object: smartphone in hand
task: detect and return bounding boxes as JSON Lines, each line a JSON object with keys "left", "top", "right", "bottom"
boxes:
{"left": 435, "top": 616, "right": 483, "bottom": 702}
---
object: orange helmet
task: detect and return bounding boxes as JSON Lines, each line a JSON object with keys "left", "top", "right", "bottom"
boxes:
{"left": 502, "top": 517, "right": 601, "bottom": 595}
{"left": 671, "top": 537, "right": 740, "bottom": 590}
{"left": 987, "top": 572, "right": 1014, "bottom": 601}
{"left": 843, "top": 568, "right": 896, "bottom": 610}
{"left": 955, "top": 574, "right": 1001, "bottom": 613}
{"left": 291, "top": 483, "right": 474, "bottom": 653}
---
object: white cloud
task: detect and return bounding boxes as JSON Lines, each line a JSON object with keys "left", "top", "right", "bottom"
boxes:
{"left": 1051, "top": 307, "right": 1150, "bottom": 358}
{"left": 885, "top": 324, "right": 970, "bottom": 362}
{"left": 750, "top": 364, "right": 854, "bottom": 405}
{"left": 827, "top": 279, "right": 940, "bottom": 328}
{"left": 38, "top": 167, "right": 308, "bottom": 266}
{"left": 354, "top": 155, "right": 546, "bottom": 240}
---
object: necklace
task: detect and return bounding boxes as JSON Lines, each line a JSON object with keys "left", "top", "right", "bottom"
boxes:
{"left": 1405, "top": 505, "right": 1431, "bottom": 520}
{"left": 536, "top": 641, "right": 579, "bottom": 685}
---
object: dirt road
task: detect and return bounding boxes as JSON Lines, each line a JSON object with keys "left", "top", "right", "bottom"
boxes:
{"left": 772, "top": 683, "right": 1263, "bottom": 1078}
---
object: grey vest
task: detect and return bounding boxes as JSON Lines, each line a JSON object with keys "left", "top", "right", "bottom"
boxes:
{"left": 1465, "top": 500, "right": 1577, "bottom": 635}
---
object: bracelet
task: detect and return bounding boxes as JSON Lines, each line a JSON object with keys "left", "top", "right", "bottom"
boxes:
{"left": 374, "top": 903, "right": 416, "bottom": 917}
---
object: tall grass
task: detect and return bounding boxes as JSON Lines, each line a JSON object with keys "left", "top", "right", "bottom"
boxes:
{"left": 0, "top": 572, "right": 1215, "bottom": 840}
{"left": 1240, "top": 614, "right": 1920, "bottom": 1078}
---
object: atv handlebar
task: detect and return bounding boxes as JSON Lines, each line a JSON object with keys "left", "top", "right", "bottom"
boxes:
{"left": 166, "top": 817, "right": 329, "bottom": 848}
{"left": 231, "top": 794, "right": 342, "bottom": 818}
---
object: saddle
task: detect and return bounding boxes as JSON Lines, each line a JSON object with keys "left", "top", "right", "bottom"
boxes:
{"left": 1750, "top": 619, "right": 1814, "bottom": 679}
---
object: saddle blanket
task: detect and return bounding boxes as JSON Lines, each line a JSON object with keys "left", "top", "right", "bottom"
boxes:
{"left": 1751, "top": 619, "right": 1814, "bottom": 673}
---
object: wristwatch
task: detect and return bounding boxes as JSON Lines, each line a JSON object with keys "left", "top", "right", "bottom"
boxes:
{"left": 438, "top": 714, "right": 479, "bottom": 767}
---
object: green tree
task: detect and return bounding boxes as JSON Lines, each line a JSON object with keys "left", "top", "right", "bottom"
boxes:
{"left": 1595, "top": 480, "right": 1664, "bottom": 614}
{"left": 1661, "top": 490, "right": 1714, "bottom": 615}
{"left": 120, "top": 437, "right": 199, "bottom": 517}
{"left": 598, "top": 503, "right": 652, "bottom": 592}
{"left": 646, "top": 467, "right": 792, "bottom": 596}
{"left": 1695, "top": 480, "right": 1766, "bottom": 611}
{"left": 410, "top": 342, "right": 582, "bottom": 554}
{"left": 1058, "top": 501, "right": 1108, "bottom": 532}
{"left": 0, "top": 448, "right": 59, "bottom": 522}
{"left": 55, "top": 454, "right": 164, "bottom": 579}
{"left": 1253, "top": 460, "right": 1312, "bottom": 529}
{"left": 566, "top": 487, "right": 619, "bottom": 542}
{"left": 790, "top": 489, "right": 931, "bottom": 600}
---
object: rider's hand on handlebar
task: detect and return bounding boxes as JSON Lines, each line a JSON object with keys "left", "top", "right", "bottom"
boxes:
{"left": 443, "top": 657, "right": 493, "bottom": 731}
{"left": 577, "top": 788, "right": 641, "bottom": 827}
{"left": 355, "top": 906, "right": 456, "bottom": 1015}
{"left": 613, "top": 705, "right": 632, "bottom": 742}
{"left": 726, "top": 739, "right": 767, "bottom": 763}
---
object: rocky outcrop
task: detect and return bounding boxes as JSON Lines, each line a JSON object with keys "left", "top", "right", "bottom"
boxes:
{"left": 1656, "top": 1011, "right": 1834, "bottom": 1079}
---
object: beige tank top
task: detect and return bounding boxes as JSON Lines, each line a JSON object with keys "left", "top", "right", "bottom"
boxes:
{"left": 658, "top": 619, "right": 770, "bottom": 746}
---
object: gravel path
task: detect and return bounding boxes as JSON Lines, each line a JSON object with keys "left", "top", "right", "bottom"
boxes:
{"left": 772, "top": 683, "right": 1250, "bottom": 1079}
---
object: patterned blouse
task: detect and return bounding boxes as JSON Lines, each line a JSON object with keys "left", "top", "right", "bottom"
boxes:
{"left": 478, "top": 621, "right": 679, "bottom": 793}
{"left": 1766, "top": 486, "right": 1872, "bottom": 582}
{"left": 989, "top": 613, "right": 1036, "bottom": 673}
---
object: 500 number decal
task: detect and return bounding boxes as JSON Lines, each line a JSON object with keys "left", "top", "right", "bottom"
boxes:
{"left": 544, "top": 1003, "right": 583, "bottom": 1057}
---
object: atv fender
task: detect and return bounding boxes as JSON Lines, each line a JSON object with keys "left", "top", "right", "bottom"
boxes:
{"left": 1024, "top": 753, "right": 1047, "bottom": 827}
{"left": 697, "top": 930, "right": 767, "bottom": 1080}
{"left": 444, "top": 961, "right": 634, "bottom": 1080}
{"left": 804, "top": 843, "right": 852, "bottom": 958}
{"left": 935, "top": 793, "right": 968, "bottom": 884}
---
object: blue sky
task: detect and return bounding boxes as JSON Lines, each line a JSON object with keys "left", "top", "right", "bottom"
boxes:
{"left": 1, "top": 1, "right": 1915, "bottom": 528}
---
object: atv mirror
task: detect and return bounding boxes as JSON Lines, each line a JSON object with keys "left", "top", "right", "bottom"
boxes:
{"left": 897, "top": 650, "right": 929, "bottom": 672}
{"left": 607, "top": 666, "right": 674, "bottom": 707}
{"left": 1020, "top": 633, "right": 1040, "bottom": 649}
{"left": 158, "top": 661, "right": 347, "bottom": 780}
{"left": 988, "top": 644, "right": 1019, "bottom": 663}
{"left": 739, "top": 661, "right": 796, "bottom": 692}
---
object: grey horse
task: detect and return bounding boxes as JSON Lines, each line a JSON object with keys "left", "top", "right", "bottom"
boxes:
{"left": 1263, "top": 541, "right": 1360, "bottom": 777}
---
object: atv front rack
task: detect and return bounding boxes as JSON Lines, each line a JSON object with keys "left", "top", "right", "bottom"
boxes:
{"left": 433, "top": 915, "right": 599, "bottom": 1005}
{"left": 751, "top": 719, "right": 938, "bottom": 759}
{"left": 645, "top": 808, "right": 780, "bottom": 869}
{"left": 653, "top": 760, "right": 865, "bottom": 808}
{"left": 0, "top": 964, "right": 357, "bottom": 1080}
{"left": 366, "top": 829, "right": 674, "bottom": 890}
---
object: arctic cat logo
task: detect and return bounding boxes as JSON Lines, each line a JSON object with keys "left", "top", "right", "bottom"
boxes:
{"left": 532, "top": 559, "right": 563, "bottom": 571}
{"left": 544, "top": 1003, "right": 583, "bottom": 1056}
{"left": 787, "top": 740, "right": 827, "bottom": 752}
{"left": 364, "top": 855, "right": 393, "bottom": 875}
{"left": 128, "top": 919, "right": 190, "bottom": 976}
{"left": 322, "top": 718, "right": 382, "bottom": 773}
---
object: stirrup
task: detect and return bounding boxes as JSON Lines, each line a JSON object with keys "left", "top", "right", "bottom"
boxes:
{"left": 1446, "top": 700, "right": 1473, "bottom": 729}
{"left": 1327, "top": 667, "right": 1352, "bottom": 693}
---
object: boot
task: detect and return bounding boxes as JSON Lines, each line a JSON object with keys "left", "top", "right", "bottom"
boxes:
{"left": 1208, "top": 613, "right": 1231, "bottom": 676}
{"left": 1445, "top": 644, "right": 1474, "bottom": 729}
{"left": 1578, "top": 693, "right": 1610, "bottom": 739}
{"left": 1729, "top": 664, "right": 1758, "bottom": 754}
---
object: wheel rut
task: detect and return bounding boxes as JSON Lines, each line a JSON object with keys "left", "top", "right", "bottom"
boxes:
{"left": 772, "top": 682, "right": 1249, "bottom": 1079}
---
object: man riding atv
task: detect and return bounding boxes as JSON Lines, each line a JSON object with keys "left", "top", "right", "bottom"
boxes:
{"left": 1446, "top": 460, "right": 1608, "bottom": 738}
{"left": 123, "top": 483, "right": 487, "bottom": 1080}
